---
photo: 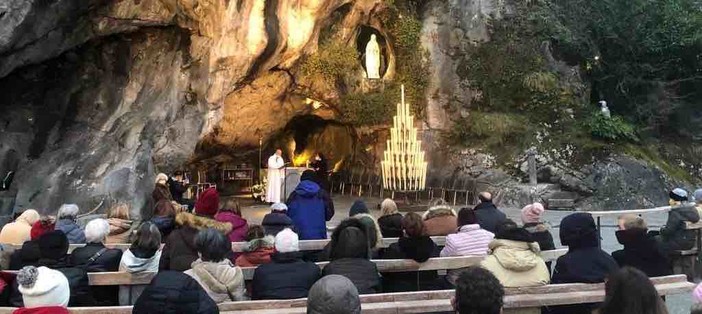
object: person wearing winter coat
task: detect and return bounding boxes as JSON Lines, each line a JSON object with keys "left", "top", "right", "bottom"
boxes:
{"left": 349, "top": 200, "right": 384, "bottom": 253}
{"left": 286, "top": 170, "right": 334, "bottom": 240}
{"left": 69, "top": 219, "right": 123, "bottom": 305}
{"left": 119, "top": 222, "right": 162, "bottom": 305}
{"left": 151, "top": 182, "right": 178, "bottom": 238}
{"left": 549, "top": 212, "right": 619, "bottom": 314}
{"left": 658, "top": 188, "right": 700, "bottom": 254}
{"left": 235, "top": 225, "right": 275, "bottom": 267}
{"left": 185, "top": 228, "right": 246, "bottom": 303}
{"left": 133, "top": 271, "right": 219, "bottom": 314}
{"left": 8, "top": 216, "right": 53, "bottom": 270}
{"left": 159, "top": 205, "right": 233, "bottom": 272}
{"left": 322, "top": 218, "right": 382, "bottom": 294}
{"left": 306, "top": 275, "right": 361, "bottom": 314}
{"left": 473, "top": 192, "right": 507, "bottom": 234}
{"left": 480, "top": 221, "right": 549, "bottom": 314}
{"left": 422, "top": 205, "right": 457, "bottom": 236}
{"left": 380, "top": 212, "right": 440, "bottom": 292}
{"left": 261, "top": 203, "right": 294, "bottom": 236}
{"left": 53, "top": 204, "right": 85, "bottom": 244}
{"left": 105, "top": 203, "right": 133, "bottom": 244}
{"left": 378, "top": 199, "right": 403, "bottom": 238}
{"left": 0, "top": 210, "right": 40, "bottom": 244}
{"left": 215, "top": 199, "right": 248, "bottom": 243}
{"left": 12, "top": 266, "right": 70, "bottom": 314}
{"left": 520, "top": 203, "right": 555, "bottom": 270}
{"left": 441, "top": 208, "right": 494, "bottom": 286}
{"left": 611, "top": 214, "right": 672, "bottom": 277}
{"left": 251, "top": 228, "right": 320, "bottom": 300}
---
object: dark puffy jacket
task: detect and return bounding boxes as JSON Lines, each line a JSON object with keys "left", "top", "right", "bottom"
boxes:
{"left": 251, "top": 252, "right": 320, "bottom": 300}
{"left": 378, "top": 213, "right": 403, "bottom": 238}
{"left": 524, "top": 222, "right": 556, "bottom": 271}
{"left": 286, "top": 180, "right": 334, "bottom": 240}
{"left": 473, "top": 202, "right": 507, "bottom": 234}
{"left": 307, "top": 275, "right": 361, "bottom": 314}
{"left": 8, "top": 240, "right": 40, "bottom": 270}
{"left": 159, "top": 212, "right": 233, "bottom": 271}
{"left": 261, "top": 212, "right": 294, "bottom": 236}
{"left": 612, "top": 229, "right": 672, "bottom": 277}
{"left": 322, "top": 258, "right": 381, "bottom": 294}
{"left": 168, "top": 178, "right": 188, "bottom": 204}
{"left": 69, "top": 242, "right": 123, "bottom": 305}
{"left": 54, "top": 219, "right": 85, "bottom": 244}
{"left": 549, "top": 213, "right": 618, "bottom": 314}
{"left": 659, "top": 204, "right": 700, "bottom": 253}
{"left": 380, "top": 236, "right": 440, "bottom": 292}
{"left": 133, "top": 271, "right": 219, "bottom": 314}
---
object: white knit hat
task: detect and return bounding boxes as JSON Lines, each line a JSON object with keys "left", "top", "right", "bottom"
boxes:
{"left": 155, "top": 173, "right": 169, "bottom": 185}
{"left": 271, "top": 203, "right": 288, "bottom": 212}
{"left": 275, "top": 228, "right": 299, "bottom": 253}
{"left": 17, "top": 266, "right": 70, "bottom": 308}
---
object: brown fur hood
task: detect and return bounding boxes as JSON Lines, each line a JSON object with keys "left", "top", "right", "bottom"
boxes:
{"left": 423, "top": 206, "right": 457, "bottom": 220}
{"left": 175, "top": 212, "right": 232, "bottom": 234}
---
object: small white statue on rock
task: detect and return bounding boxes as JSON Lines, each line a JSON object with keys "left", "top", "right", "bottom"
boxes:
{"left": 365, "top": 34, "right": 381, "bottom": 79}
{"left": 599, "top": 100, "right": 611, "bottom": 118}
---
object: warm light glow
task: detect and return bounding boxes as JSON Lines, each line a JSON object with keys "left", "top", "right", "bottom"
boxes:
{"left": 381, "top": 85, "right": 428, "bottom": 191}
{"left": 293, "top": 150, "right": 314, "bottom": 167}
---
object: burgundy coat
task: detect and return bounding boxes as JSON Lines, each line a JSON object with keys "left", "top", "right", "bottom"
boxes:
{"left": 215, "top": 211, "right": 248, "bottom": 242}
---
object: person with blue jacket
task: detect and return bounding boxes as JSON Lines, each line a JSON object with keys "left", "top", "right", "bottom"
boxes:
{"left": 286, "top": 170, "right": 334, "bottom": 240}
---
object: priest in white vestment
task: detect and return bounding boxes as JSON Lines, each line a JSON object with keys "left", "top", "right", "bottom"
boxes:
{"left": 266, "top": 149, "right": 285, "bottom": 203}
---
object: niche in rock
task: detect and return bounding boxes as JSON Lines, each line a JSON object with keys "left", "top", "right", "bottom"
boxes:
{"left": 356, "top": 26, "right": 389, "bottom": 79}
{"left": 266, "top": 115, "right": 356, "bottom": 172}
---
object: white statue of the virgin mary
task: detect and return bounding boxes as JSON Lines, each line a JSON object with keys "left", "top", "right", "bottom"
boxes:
{"left": 365, "top": 34, "right": 381, "bottom": 79}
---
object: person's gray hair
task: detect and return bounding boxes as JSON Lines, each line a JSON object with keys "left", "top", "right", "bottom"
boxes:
{"left": 84, "top": 218, "right": 110, "bottom": 243}
{"left": 57, "top": 204, "right": 79, "bottom": 219}
{"left": 195, "top": 228, "right": 231, "bottom": 262}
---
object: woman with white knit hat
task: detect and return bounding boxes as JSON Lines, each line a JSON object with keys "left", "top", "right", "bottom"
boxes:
{"left": 13, "top": 265, "right": 70, "bottom": 314}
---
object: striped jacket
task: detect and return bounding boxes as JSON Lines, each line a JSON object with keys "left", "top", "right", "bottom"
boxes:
{"left": 440, "top": 224, "right": 495, "bottom": 257}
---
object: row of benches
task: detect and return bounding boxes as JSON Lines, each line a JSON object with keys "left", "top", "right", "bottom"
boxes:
{"left": 330, "top": 170, "right": 485, "bottom": 206}
{"left": 0, "top": 274, "right": 691, "bottom": 313}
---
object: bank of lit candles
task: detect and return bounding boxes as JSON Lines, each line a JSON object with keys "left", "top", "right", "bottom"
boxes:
{"left": 381, "top": 85, "right": 427, "bottom": 192}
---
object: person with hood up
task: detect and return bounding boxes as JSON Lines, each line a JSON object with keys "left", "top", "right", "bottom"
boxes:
{"left": 119, "top": 222, "right": 162, "bottom": 305}
{"left": 151, "top": 179, "right": 177, "bottom": 238}
{"left": 185, "top": 228, "right": 246, "bottom": 303}
{"left": 53, "top": 204, "right": 85, "bottom": 244}
{"left": 105, "top": 203, "right": 133, "bottom": 244}
{"left": 235, "top": 225, "right": 275, "bottom": 267}
{"left": 12, "top": 266, "right": 70, "bottom": 314}
{"left": 251, "top": 228, "right": 320, "bottom": 299}
{"left": 0, "top": 210, "right": 40, "bottom": 244}
{"left": 349, "top": 200, "right": 383, "bottom": 254}
{"left": 480, "top": 220, "right": 549, "bottom": 314}
{"left": 380, "top": 212, "right": 440, "bottom": 292}
{"left": 214, "top": 199, "right": 248, "bottom": 243}
{"left": 611, "top": 214, "right": 672, "bottom": 277}
{"left": 159, "top": 187, "right": 233, "bottom": 272}
{"left": 520, "top": 203, "right": 555, "bottom": 271}
{"left": 322, "top": 218, "right": 381, "bottom": 294}
{"left": 549, "top": 212, "right": 618, "bottom": 314}
{"left": 658, "top": 188, "right": 700, "bottom": 254}
{"left": 441, "top": 208, "right": 494, "bottom": 286}
{"left": 286, "top": 170, "right": 334, "bottom": 240}
{"left": 473, "top": 192, "right": 507, "bottom": 233}
{"left": 378, "top": 199, "right": 403, "bottom": 238}
{"left": 69, "top": 219, "right": 123, "bottom": 305}
{"left": 9, "top": 216, "right": 55, "bottom": 270}
{"left": 422, "top": 205, "right": 457, "bottom": 236}
{"left": 306, "top": 275, "right": 361, "bottom": 314}
{"left": 261, "top": 203, "right": 295, "bottom": 236}
{"left": 133, "top": 270, "right": 219, "bottom": 314}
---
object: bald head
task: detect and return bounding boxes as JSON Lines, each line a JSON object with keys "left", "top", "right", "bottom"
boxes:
{"left": 478, "top": 192, "right": 492, "bottom": 203}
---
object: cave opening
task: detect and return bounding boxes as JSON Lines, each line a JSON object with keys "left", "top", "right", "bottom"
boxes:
{"left": 356, "top": 25, "right": 389, "bottom": 78}
{"left": 266, "top": 115, "right": 356, "bottom": 172}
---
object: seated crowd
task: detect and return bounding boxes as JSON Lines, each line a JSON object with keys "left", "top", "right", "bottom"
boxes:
{"left": 0, "top": 171, "right": 700, "bottom": 314}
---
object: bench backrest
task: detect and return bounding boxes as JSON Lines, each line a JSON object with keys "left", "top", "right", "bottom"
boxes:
{"left": 9, "top": 275, "right": 690, "bottom": 314}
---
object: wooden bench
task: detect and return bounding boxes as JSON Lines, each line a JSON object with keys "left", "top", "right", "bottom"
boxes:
{"left": 4, "top": 274, "right": 689, "bottom": 314}
{"left": 5, "top": 236, "right": 449, "bottom": 254}
{"left": 33, "top": 249, "right": 564, "bottom": 286}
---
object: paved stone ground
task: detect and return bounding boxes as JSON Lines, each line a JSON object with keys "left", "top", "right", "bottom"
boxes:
{"left": 237, "top": 195, "right": 693, "bottom": 313}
